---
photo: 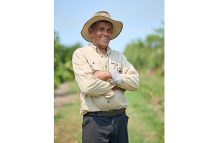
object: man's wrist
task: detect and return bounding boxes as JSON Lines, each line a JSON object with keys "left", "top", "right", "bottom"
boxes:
{"left": 107, "top": 71, "right": 112, "bottom": 80}
{"left": 109, "top": 70, "right": 122, "bottom": 85}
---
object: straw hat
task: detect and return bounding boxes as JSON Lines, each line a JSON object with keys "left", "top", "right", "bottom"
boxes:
{"left": 81, "top": 11, "right": 123, "bottom": 41}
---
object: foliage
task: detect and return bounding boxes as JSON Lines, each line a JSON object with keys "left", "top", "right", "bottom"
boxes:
{"left": 54, "top": 32, "right": 80, "bottom": 88}
{"left": 124, "top": 26, "right": 164, "bottom": 75}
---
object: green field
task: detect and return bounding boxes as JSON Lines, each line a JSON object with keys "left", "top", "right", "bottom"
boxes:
{"left": 54, "top": 73, "right": 164, "bottom": 143}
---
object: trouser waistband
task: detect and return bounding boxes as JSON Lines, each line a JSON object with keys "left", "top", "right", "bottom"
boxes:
{"left": 84, "top": 108, "right": 126, "bottom": 117}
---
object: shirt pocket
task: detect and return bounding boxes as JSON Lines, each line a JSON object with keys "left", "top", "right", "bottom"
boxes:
{"left": 90, "top": 61, "right": 102, "bottom": 71}
{"left": 110, "top": 61, "right": 122, "bottom": 73}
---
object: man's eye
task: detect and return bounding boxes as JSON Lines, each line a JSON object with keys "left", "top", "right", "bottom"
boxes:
{"left": 108, "top": 30, "right": 112, "bottom": 33}
{"left": 97, "top": 29, "right": 103, "bottom": 32}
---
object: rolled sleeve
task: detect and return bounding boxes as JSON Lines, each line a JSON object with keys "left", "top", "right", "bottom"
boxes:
{"left": 117, "top": 55, "right": 139, "bottom": 91}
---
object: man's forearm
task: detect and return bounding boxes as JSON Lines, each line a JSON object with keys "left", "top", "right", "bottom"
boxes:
{"left": 93, "top": 70, "right": 126, "bottom": 92}
{"left": 93, "top": 70, "right": 112, "bottom": 81}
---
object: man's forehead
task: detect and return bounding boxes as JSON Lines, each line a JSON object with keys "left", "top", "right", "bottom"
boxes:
{"left": 97, "top": 22, "right": 112, "bottom": 27}
{"left": 92, "top": 21, "right": 113, "bottom": 28}
{"left": 96, "top": 20, "right": 112, "bottom": 25}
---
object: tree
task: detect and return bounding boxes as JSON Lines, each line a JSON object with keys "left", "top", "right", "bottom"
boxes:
{"left": 124, "top": 25, "right": 164, "bottom": 75}
{"left": 54, "top": 32, "right": 80, "bottom": 88}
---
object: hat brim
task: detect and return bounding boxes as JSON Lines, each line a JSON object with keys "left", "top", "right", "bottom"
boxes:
{"left": 81, "top": 16, "right": 123, "bottom": 41}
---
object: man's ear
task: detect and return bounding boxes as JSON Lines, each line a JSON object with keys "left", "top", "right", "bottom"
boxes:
{"left": 89, "top": 28, "right": 93, "bottom": 38}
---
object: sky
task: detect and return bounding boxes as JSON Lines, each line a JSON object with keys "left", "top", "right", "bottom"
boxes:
{"left": 54, "top": 0, "right": 164, "bottom": 52}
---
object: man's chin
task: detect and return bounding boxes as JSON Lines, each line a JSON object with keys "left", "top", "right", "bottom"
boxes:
{"left": 100, "top": 43, "right": 109, "bottom": 48}
{"left": 99, "top": 46, "right": 108, "bottom": 49}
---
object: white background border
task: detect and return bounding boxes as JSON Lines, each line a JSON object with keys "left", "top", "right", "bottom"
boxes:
{"left": 0, "top": 0, "right": 218, "bottom": 142}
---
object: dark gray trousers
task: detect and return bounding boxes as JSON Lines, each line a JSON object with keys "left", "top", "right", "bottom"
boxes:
{"left": 82, "top": 113, "right": 129, "bottom": 143}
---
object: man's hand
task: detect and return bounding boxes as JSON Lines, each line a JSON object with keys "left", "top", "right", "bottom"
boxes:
{"left": 93, "top": 71, "right": 112, "bottom": 81}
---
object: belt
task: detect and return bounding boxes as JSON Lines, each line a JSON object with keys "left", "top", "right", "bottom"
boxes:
{"left": 85, "top": 108, "right": 126, "bottom": 117}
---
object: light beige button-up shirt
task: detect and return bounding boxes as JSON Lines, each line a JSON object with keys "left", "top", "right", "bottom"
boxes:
{"left": 72, "top": 43, "right": 139, "bottom": 115}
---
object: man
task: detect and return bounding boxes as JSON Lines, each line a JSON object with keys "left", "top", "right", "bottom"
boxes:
{"left": 72, "top": 11, "right": 139, "bottom": 143}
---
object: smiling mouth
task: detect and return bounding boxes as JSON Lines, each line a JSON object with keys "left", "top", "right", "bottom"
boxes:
{"left": 101, "top": 38, "right": 109, "bottom": 42}
{"left": 101, "top": 37, "right": 108, "bottom": 40}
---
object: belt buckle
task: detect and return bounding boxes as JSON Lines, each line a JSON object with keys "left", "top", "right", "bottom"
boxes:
{"left": 108, "top": 110, "right": 112, "bottom": 117}
{"left": 112, "top": 110, "right": 117, "bottom": 117}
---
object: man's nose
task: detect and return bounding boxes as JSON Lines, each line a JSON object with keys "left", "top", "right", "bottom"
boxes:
{"left": 103, "top": 30, "right": 111, "bottom": 36}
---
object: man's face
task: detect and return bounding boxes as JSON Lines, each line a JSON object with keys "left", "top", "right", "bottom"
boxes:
{"left": 89, "top": 21, "right": 113, "bottom": 49}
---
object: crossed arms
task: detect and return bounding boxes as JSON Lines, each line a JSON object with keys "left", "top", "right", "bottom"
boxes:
{"left": 93, "top": 70, "right": 126, "bottom": 91}
{"left": 72, "top": 49, "right": 139, "bottom": 96}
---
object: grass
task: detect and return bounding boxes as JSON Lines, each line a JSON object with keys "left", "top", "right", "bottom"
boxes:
{"left": 54, "top": 101, "right": 82, "bottom": 143}
{"left": 126, "top": 74, "right": 164, "bottom": 143}
{"left": 54, "top": 73, "right": 164, "bottom": 143}
{"left": 68, "top": 81, "right": 80, "bottom": 94}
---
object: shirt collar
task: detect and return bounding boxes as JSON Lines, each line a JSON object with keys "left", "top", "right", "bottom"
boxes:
{"left": 89, "top": 42, "right": 112, "bottom": 56}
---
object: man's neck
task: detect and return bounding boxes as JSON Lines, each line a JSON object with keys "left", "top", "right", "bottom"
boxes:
{"left": 98, "top": 48, "right": 107, "bottom": 55}
{"left": 91, "top": 42, "right": 107, "bottom": 55}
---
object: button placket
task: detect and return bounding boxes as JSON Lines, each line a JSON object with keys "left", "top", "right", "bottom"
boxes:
{"left": 101, "top": 54, "right": 108, "bottom": 71}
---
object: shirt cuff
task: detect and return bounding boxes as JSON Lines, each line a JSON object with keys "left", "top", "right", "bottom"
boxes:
{"left": 110, "top": 69, "right": 122, "bottom": 85}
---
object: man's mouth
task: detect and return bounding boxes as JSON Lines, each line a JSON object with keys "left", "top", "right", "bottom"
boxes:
{"left": 101, "top": 37, "right": 108, "bottom": 40}
{"left": 101, "top": 37, "right": 109, "bottom": 42}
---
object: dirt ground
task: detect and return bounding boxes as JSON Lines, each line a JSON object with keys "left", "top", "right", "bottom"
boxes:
{"left": 54, "top": 94, "right": 78, "bottom": 108}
